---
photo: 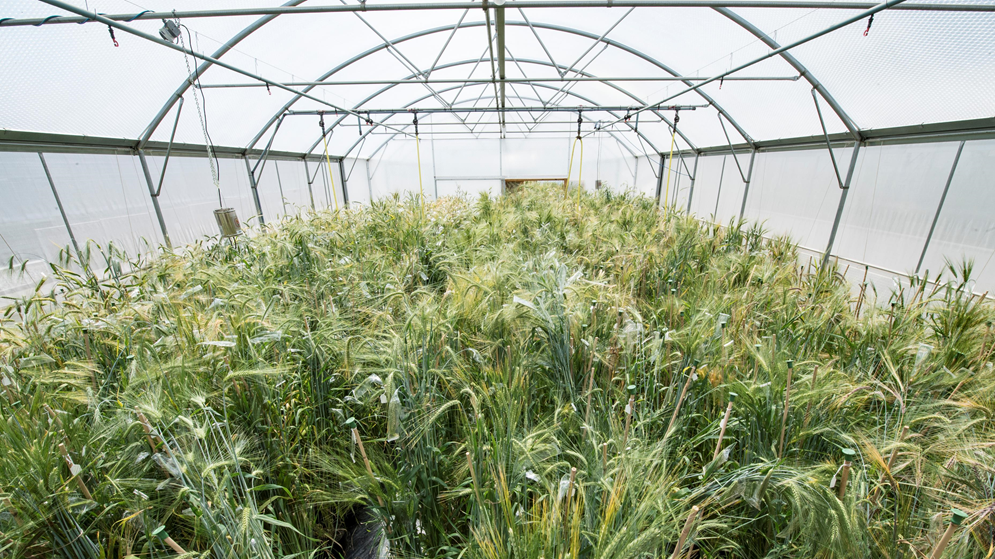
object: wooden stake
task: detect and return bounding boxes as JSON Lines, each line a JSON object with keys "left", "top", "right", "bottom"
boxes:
{"left": 466, "top": 452, "right": 484, "bottom": 508}
{"left": 714, "top": 394, "right": 736, "bottom": 460}
{"left": 584, "top": 364, "right": 596, "bottom": 428}
{"left": 601, "top": 443, "right": 608, "bottom": 471}
{"left": 563, "top": 467, "right": 578, "bottom": 530}
{"left": 837, "top": 449, "right": 855, "bottom": 500}
{"left": 929, "top": 509, "right": 968, "bottom": 559}
{"left": 665, "top": 368, "right": 696, "bottom": 439}
{"left": 353, "top": 428, "right": 384, "bottom": 507}
{"left": 621, "top": 395, "right": 635, "bottom": 450}
{"left": 670, "top": 505, "right": 701, "bottom": 559}
{"left": 58, "top": 443, "right": 93, "bottom": 500}
{"left": 152, "top": 526, "right": 187, "bottom": 555}
{"left": 777, "top": 360, "right": 794, "bottom": 459}
{"left": 136, "top": 409, "right": 159, "bottom": 451}
{"left": 855, "top": 266, "right": 869, "bottom": 319}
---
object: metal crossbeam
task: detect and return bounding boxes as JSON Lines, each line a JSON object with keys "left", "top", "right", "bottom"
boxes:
{"left": 5, "top": 0, "right": 992, "bottom": 27}
{"left": 288, "top": 105, "right": 701, "bottom": 114}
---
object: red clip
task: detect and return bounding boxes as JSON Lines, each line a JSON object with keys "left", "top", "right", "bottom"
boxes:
{"left": 863, "top": 14, "right": 873, "bottom": 36}
{"left": 108, "top": 25, "right": 119, "bottom": 47}
{"left": 266, "top": 83, "right": 272, "bottom": 95}
{"left": 719, "top": 77, "right": 724, "bottom": 90}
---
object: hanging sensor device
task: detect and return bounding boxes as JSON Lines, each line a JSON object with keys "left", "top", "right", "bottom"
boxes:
{"left": 159, "top": 19, "right": 181, "bottom": 43}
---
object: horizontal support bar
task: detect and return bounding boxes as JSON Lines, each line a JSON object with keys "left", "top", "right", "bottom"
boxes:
{"left": 672, "top": 115, "right": 995, "bottom": 156}
{"left": 288, "top": 105, "right": 704, "bottom": 115}
{"left": 0, "top": 129, "right": 336, "bottom": 162}
{"left": 3, "top": 0, "right": 992, "bottom": 27}
{"left": 198, "top": 75, "right": 800, "bottom": 88}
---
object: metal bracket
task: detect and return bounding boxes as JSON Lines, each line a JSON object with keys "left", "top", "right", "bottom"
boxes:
{"left": 717, "top": 112, "right": 749, "bottom": 184}
{"left": 812, "top": 88, "right": 845, "bottom": 189}
{"left": 153, "top": 96, "right": 184, "bottom": 197}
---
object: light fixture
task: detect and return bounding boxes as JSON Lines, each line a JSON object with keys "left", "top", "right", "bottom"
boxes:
{"left": 159, "top": 19, "right": 181, "bottom": 43}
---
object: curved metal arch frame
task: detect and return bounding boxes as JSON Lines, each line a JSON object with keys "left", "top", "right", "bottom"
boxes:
{"left": 246, "top": 19, "right": 740, "bottom": 154}
{"left": 294, "top": 57, "right": 698, "bottom": 158}
{"left": 139, "top": 0, "right": 306, "bottom": 147}
{"left": 339, "top": 82, "right": 659, "bottom": 161}
{"left": 362, "top": 95, "right": 654, "bottom": 169}
{"left": 714, "top": 7, "right": 861, "bottom": 140}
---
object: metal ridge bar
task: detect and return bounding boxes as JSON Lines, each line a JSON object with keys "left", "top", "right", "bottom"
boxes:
{"left": 288, "top": 104, "right": 702, "bottom": 114}
{"left": 200, "top": 75, "right": 800, "bottom": 87}
{"left": 5, "top": 0, "right": 993, "bottom": 27}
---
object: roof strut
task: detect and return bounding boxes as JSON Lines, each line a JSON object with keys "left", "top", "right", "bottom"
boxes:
{"left": 153, "top": 96, "right": 184, "bottom": 197}
{"left": 717, "top": 113, "right": 750, "bottom": 183}
{"left": 812, "top": 88, "right": 846, "bottom": 189}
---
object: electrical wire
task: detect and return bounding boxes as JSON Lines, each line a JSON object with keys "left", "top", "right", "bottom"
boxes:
{"left": 178, "top": 21, "right": 223, "bottom": 207}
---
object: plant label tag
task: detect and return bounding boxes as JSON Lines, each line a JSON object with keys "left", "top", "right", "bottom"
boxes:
{"left": 70, "top": 464, "right": 82, "bottom": 476}
{"left": 380, "top": 394, "right": 388, "bottom": 404}
{"left": 829, "top": 473, "right": 837, "bottom": 489}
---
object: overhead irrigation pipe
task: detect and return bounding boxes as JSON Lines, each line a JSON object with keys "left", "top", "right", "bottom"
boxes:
{"left": 587, "top": 0, "right": 909, "bottom": 137}
{"left": 3, "top": 0, "right": 991, "bottom": 26}
{"left": 33, "top": 0, "right": 416, "bottom": 140}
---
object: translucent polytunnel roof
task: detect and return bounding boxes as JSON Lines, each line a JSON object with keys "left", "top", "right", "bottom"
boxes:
{"left": 2, "top": 0, "right": 995, "bottom": 159}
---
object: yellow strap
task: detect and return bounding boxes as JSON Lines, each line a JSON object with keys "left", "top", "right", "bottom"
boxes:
{"left": 322, "top": 133, "right": 340, "bottom": 211}
{"left": 663, "top": 125, "right": 677, "bottom": 211}
{"left": 566, "top": 137, "right": 583, "bottom": 207}
{"left": 415, "top": 135, "right": 425, "bottom": 214}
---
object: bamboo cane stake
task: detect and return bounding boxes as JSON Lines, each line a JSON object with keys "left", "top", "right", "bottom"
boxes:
{"left": 855, "top": 266, "right": 869, "bottom": 319}
{"left": 58, "top": 443, "right": 93, "bottom": 500}
{"left": 152, "top": 526, "right": 187, "bottom": 555}
{"left": 621, "top": 394, "right": 635, "bottom": 450}
{"left": 665, "top": 367, "right": 696, "bottom": 439}
{"left": 838, "top": 448, "right": 855, "bottom": 500}
{"left": 777, "top": 360, "right": 794, "bottom": 459}
{"left": 929, "top": 509, "right": 968, "bottom": 559}
{"left": 584, "top": 364, "right": 596, "bottom": 428}
{"left": 563, "top": 466, "right": 577, "bottom": 531}
{"left": 601, "top": 442, "right": 608, "bottom": 470}
{"left": 714, "top": 393, "right": 737, "bottom": 460}
{"left": 670, "top": 505, "right": 701, "bottom": 559}
{"left": 136, "top": 409, "right": 160, "bottom": 451}
{"left": 466, "top": 451, "right": 484, "bottom": 508}
{"left": 352, "top": 427, "right": 384, "bottom": 507}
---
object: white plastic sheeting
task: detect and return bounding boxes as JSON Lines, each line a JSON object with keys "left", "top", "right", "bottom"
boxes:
{"left": 687, "top": 139, "right": 995, "bottom": 300}
{"left": 4, "top": 1, "right": 994, "bottom": 158}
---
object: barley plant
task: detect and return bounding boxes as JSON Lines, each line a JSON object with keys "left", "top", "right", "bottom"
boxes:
{"left": 1, "top": 183, "right": 992, "bottom": 559}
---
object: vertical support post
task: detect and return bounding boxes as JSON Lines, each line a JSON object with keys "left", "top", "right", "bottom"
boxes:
{"left": 822, "top": 143, "right": 862, "bottom": 268}
{"left": 243, "top": 155, "right": 265, "bottom": 225}
{"left": 495, "top": 2, "right": 507, "bottom": 134}
{"left": 302, "top": 158, "right": 316, "bottom": 210}
{"left": 432, "top": 135, "right": 440, "bottom": 198}
{"left": 713, "top": 156, "right": 726, "bottom": 219}
{"left": 137, "top": 150, "right": 173, "bottom": 249}
{"left": 338, "top": 158, "right": 350, "bottom": 206}
{"left": 38, "top": 153, "right": 85, "bottom": 266}
{"left": 738, "top": 149, "right": 757, "bottom": 221}
{"left": 916, "top": 140, "right": 965, "bottom": 274}
{"left": 686, "top": 153, "right": 700, "bottom": 210}
{"left": 655, "top": 154, "right": 665, "bottom": 205}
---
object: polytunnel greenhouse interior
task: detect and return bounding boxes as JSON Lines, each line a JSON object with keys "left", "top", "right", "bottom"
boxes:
{"left": 2, "top": 0, "right": 995, "bottom": 557}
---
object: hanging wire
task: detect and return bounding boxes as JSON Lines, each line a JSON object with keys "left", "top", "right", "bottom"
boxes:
{"left": 413, "top": 112, "right": 425, "bottom": 215}
{"left": 662, "top": 110, "right": 680, "bottom": 211}
{"left": 178, "top": 21, "right": 222, "bottom": 207}
{"left": 319, "top": 112, "right": 340, "bottom": 211}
